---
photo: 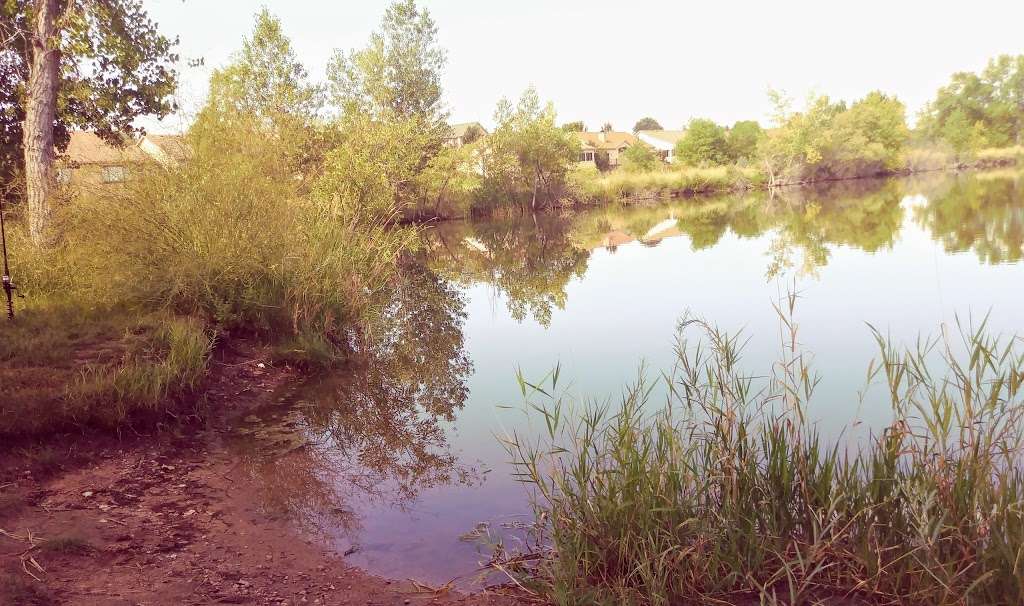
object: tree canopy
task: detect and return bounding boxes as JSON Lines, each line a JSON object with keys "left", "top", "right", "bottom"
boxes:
{"left": 482, "top": 87, "right": 577, "bottom": 210}
{"left": 675, "top": 119, "right": 731, "bottom": 166}
{"left": 919, "top": 55, "right": 1024, "bottom": 151}
{"left": 633, "top": 117, "right": 663, "bottom": 132}
{"left": 760, "top": 91, "right": 909, "bottom": 183}
{"left": 0, "top": 0, "right": 179, "bottom": 184}
{"left": 327, "top": 0, "right": 447, "bottom": 129}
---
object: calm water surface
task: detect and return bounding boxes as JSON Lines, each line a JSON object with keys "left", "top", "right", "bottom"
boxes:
{"left": 232, "top": 170, "right": 1024, "bottom": 586}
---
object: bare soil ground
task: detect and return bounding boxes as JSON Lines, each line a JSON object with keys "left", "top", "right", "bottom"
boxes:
{"left": 0, "top": 345, "right": 528, "bottom": 606}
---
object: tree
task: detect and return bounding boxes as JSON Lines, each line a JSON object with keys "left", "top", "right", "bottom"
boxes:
{"left": 674, "top": 118, "right": 730, "bottom": 166}
{"left": 620, "top": 143, "right": 661, "bottom": 172}
{"left": 633, "top": 117, "right": 663, "bottom": 132}
{"left": 194, "top": 10, "right": 324, "bottom": 181}
{"left": 1, "top": 0, "right": 178, "bottom": 244}
{"left": 326, "top": 0, "right": 448, "bottom": 204}
{"left": 561, "top": 121, "right": 585, "bottom": 132}
{"left": 482, "top": 87, "right": 577, "bottom": 210}
{"left": 327, "top": 0, "right": 446, "bottom": 130}
{"left": 201, "top": 10, "right": 321, "bottom": 127}
{"left": 600, "top": 122, "right": 614, "bottom": 133}
{"left": 726, "top": 120, "right": 763, "bottom": 161}
{"left": 919, "top": 55, "right": 1024, "bottom": 148}
{"left": 760, "top": 91, "right": 908, "bottom": 183}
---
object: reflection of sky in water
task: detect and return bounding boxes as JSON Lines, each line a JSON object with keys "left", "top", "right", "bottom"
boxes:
{"left": 242, "top": 172, "right": 1024, "bottom": 587}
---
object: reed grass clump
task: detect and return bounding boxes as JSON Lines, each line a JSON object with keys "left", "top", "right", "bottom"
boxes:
{"left": 569, "top": 165, "right": 764, "bottom": 205}
{"left": 505, "top": 308, "right": 1024, "bottom": 605}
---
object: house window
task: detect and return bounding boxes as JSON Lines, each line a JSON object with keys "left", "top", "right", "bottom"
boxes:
{"left": 579, "top": 151, "right": 594, "bottom": 162}
{"left": 101, "top": 165, "right": 127, "bottom": 183}
{"left": 56, "top": 168, "right": 72, "bottom": 185}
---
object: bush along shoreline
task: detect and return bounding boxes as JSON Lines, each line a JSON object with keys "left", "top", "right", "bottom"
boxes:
{"left": 555, "top": 146, "right": 1024, "bottom": 211}
{"left": 502, "top": 308, "right": 1024, "bottom": 605}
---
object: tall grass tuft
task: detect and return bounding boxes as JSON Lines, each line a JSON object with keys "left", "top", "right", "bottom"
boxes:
{"left": 504, "top": 305, "right": 1024, "bottom": 605}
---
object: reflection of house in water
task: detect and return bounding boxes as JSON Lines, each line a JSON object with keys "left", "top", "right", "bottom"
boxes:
{"left": 592, "top": 213, "right": 683, "bottom": 250}
{"left": 641, "top": 215, "right": 681, "bottom": 242}
{"left": 600, "top": 230, "right": 634, "bottom": 249}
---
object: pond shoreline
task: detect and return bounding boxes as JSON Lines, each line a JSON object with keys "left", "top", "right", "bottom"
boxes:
{"left": 405, "top": 152, "right": 1022, "bottom": 223}
{"left": 0, "top": 340, "right": 526, "bottom": 606}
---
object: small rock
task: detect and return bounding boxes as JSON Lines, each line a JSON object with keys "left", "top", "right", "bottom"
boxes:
{"left": 82, "top": 491, "right": 94, "bottom": 498}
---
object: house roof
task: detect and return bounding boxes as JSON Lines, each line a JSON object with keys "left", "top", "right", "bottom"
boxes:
{"left": 64, "top": 131, "right": 147, "bottom": 165}
{"left": 142, "top": 134, "right": 191, "bottom": 163}
{"left": 637, "top": 130, "right": 686, "bottom": 149}
{"left": 449, "top": 122, "right": 487, "bottom": 138}
{"left": 575, "top": 131, "right": 637, "bottom": 151}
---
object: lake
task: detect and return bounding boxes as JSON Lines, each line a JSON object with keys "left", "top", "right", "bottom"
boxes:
{"left": 231, "top": 169, "right": 1024, "bottom": 588}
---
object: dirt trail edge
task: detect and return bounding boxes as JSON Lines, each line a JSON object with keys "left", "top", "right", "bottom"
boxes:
{"left": 0, "top": 345, "right": 529, "bottom": 606}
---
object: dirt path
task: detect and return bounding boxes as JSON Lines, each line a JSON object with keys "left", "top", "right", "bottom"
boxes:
{"left": 0, "top": 347, "right": 529, "bottom": 606}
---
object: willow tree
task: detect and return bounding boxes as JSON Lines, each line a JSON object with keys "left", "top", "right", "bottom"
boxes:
{"left": 0, "top": 0, "right": 178, "bottom": 244}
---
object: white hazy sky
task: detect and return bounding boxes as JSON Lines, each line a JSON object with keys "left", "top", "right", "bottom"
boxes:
{"left": 142, "top": 0, "right": 1024, "bottom": 134}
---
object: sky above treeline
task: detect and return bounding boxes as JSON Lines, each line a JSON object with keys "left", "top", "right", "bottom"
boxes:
{"left": 143, "top": 0, "right": 1024, "bottom": 134}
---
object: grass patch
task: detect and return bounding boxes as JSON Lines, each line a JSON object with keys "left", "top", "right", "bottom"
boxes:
{"left": 505, "top": 309, "right": 1024, "bottom": 605}
{"left": 569, "top": 165, "right": 764, "bottom": 205}
{"left": 0, "top": 302, "right": 212, "bottom": 437}
{"left": 36, "top": 535, "right": 94, "bottom": 556}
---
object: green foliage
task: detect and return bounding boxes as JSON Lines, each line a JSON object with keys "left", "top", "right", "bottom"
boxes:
{"left": 506, "top": 311, "right": 1024, "bottom": 605}
{"left": 726, "top": 119, "right": 763, "bottom": 161}
{"left": 919, "top": 54, "right": 1024, "bottom": 151}
{"left": 326, "top": 0, "right": 450, "bottom": 206}
{"left": 760, "top": 91, "right": 909, "bottom": 183}
{"left": 674, "top": 118, "right": 731, "bottom": 166}
{"left": 481, "top": 87, "right": 578, "bottom": 210}
{"left": 0, "top": 0, "right": 178, "bottom": 184}
{"left": 194, "top": 9, "right": 327, "bottom": 181}
{"left": 619, "top": 143, "right": 661, "bottom": 173}
{"left": 327, "top": 0, "right": 446, "bottom": 128}
{"left": 632, "top": 117, "right": 663, "bottom": 132}
{"left": 561, "top": 121, "right": 585, "bottom": 132}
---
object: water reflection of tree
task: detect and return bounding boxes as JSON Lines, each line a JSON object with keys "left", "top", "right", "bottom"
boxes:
{"left": 763, "top": 179, "right": 905, "bottom": 278}
{"left": 427, "top": 214, "right": 590, "bottom": 327}
{"left": 913, "top": 173, "right": 1024, "bottom": 264}
{"left": 234, "top": 258, "right": 476, "bottom": 538}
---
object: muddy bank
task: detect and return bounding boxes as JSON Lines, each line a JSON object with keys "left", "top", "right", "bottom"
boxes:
{"left": 0, "top": 345, "right": 526, "bottom": 606}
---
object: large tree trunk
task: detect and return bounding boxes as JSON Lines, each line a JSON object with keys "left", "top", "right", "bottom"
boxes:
{"left": 23, "top": 0, "right": 61, "bottom": 245}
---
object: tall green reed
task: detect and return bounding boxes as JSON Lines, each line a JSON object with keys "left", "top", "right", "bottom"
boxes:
{"left": 503, "top": 302, "right": 1024, "bottom": 605}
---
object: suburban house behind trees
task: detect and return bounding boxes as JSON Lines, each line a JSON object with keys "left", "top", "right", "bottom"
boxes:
{"left": 446, "top": 122, "right": 488, "bottom": 147}
{"left": 636, "top": 130, "right": 686, "bottom": 162}
{"left": 59, "top": 132, "right": 189, "bottom": 191}
{"left": 575, "top": 131, "right": 638, "bottom": 167}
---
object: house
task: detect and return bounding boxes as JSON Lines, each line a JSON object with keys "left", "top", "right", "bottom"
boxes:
{"left": 59, "top": 132, "right": 189, "bottom": 190}
{"left": 575, "top": 131, "right": 638, "bottom": 167}
{"left": 446, "top": 122, "right": 487, "bottom": 147}
{"left": 636, "top": 130, "right": 686, "bottom": 163}
{"left": 59, "top": 132, "right": 149, "bottom": 189}
{"left": 138, "top": 134, "right": 191, "bottom": 167}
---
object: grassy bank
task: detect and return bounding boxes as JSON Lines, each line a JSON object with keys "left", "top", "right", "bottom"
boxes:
{"left": 559, "top": 146, "right": 1023, "bottom": 209}
{"left": 0, "top": 120, "right": 414, "bottom": 438}
{"left": 0, "top": 302, "right": 210, "bottom": 436}
{"left": 504, "top": 311, "right": 1024, "bottom": 605}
